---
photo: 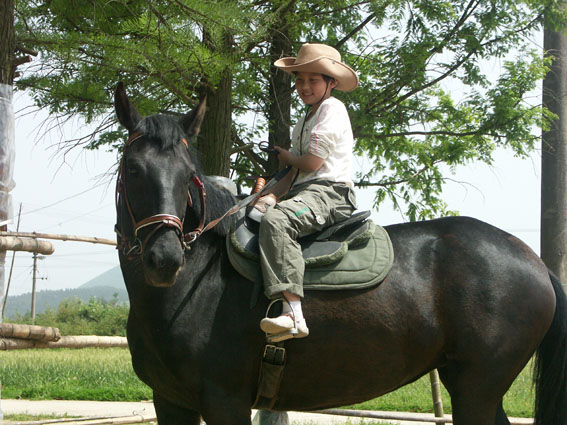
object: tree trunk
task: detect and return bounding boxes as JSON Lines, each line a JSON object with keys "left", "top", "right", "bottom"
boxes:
{"left": 199, "top": 69, "right": 232, "bottom": 176}
{"left": 541, "top": 21, "right": 567, "bottom": 285}
{"left": 0, "top": 0, "right": 15, "bottom": 85}
{"left": 267, "top": 28, "right": 292, "bottom": 175}
{"left": 198, "top": 31, "right": 233, "bottom": 177}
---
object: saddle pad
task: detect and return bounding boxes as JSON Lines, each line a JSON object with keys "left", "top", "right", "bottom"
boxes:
{"left": 226, "top": 220, "right": 394, "bottom": 291}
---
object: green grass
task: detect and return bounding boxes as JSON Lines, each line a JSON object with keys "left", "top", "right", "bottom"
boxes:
{"left": 3, "top": 413, "right": 73, "bottom": 421}
{"left": 349, "top": 365, "right": 535, "bottom": 418}
{"left": 0, "top": 348, "right": 535, "bottom": 417}
{"left": 0, "top": 348, "right": 152, "bottom": 401}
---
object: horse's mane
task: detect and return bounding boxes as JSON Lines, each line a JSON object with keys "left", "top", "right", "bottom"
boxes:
{"left": 136, "top": 114, "right": 237, "bottom": 237}
{"left": 136, "top": 114, "right": 186, "bottom": 151}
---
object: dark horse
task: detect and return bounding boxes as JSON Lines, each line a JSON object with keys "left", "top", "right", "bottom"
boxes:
{"left": 114, "top": 82, "right": 567, "bottom": 425}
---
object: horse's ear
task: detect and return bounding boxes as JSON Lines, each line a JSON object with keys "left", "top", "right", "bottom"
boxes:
{"left": 114, "top": 82, "right": 141, "bottom": 132}
{"left": 180, "top": 96, "right": 207, "bottom": 137}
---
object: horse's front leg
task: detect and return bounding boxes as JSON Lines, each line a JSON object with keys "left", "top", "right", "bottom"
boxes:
{"left": 200, "top": 386, "right": 252, "bottom": 425}
{"left": 253, "top": 410, "right": 289, "bottom": 425}
{"left": 153, "top": 392, "right": 201, "bottom": 425}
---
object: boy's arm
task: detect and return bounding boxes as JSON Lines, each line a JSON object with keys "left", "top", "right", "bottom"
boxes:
{"left": 255, "top": 147, "right": 324, "bottom": 202}
{"left": 274, "top": 146, "right": 324, "bottom": 172}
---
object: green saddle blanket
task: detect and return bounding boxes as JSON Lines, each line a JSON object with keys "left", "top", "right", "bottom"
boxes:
{"left": 226, "top": 215, "right": 394, "bottom": 291}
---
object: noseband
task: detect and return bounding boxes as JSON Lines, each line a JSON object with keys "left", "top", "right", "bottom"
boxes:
{"left": 115, "top": 131, "right": 207, "bottom": 258}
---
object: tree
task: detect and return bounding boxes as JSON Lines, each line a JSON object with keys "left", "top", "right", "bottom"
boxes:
{"left": 13, "top": 0, "right": 564, "bottom": 219}
{"left": 541, "top": 0, "right": 567, "bottom": 283}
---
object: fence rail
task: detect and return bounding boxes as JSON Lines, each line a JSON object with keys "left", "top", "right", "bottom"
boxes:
{"left": 0, "top": 335, "right": 127, "bottom": 350}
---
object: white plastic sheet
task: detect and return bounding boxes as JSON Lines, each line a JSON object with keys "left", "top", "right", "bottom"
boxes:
{"left": 0, "top": 82, "right": 15, "bottom": 419}
{"left": 0, "top": 83, "right": 15, "bottom": 328}
{"left": 0, "top": 84, "right": 15, "bottom": 228}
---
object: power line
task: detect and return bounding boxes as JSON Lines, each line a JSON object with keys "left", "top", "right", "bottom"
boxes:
{"left": 18, "top": 181, "right": 109, "bottom": 217}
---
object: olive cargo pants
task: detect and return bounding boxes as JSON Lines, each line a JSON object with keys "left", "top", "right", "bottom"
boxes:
{"left": 259, "top": 180, "right": 356, "bottom": 299}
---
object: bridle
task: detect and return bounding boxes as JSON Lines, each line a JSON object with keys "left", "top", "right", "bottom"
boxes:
{"left": 115, "top": 131, "right": 209, "bottom": 258}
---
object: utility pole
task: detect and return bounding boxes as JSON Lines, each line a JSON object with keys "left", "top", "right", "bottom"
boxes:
{"left": 31, "top": 253, "right": 38, "bottom": 323}
{"left": 30, "top": 253, "right": 47, "bottom": 324}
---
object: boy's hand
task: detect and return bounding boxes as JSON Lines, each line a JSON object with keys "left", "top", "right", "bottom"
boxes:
{"left": 274, "top": 146, "right": 294, "bottom": 166}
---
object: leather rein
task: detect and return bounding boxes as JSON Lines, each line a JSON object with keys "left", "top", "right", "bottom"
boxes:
{"left": 115, "top": 131, "right": 212, "bottom": 258}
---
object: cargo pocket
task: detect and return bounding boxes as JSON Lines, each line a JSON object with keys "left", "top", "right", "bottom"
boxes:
{"left": 276, "top": 196, "right": 326, "bottom": 237}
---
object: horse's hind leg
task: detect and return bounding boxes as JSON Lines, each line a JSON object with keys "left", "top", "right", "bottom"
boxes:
{"left": 153, "top": 393, "right": 201, "bottom": 425}
{"left": 437, "top": 367, "right": 508, "bottom": 425}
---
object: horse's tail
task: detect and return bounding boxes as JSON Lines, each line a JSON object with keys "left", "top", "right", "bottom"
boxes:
{"left": 534, "top": 270, "right": 567, "bottom": 425}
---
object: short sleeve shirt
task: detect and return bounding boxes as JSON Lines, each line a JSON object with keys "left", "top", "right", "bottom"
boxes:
{"left": 290, "top": 96, "right": 354, "bottom": 188}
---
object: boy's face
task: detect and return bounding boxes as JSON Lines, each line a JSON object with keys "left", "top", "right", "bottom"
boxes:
{"left": 294, "top": 72, "right": 337, "bottom": 106}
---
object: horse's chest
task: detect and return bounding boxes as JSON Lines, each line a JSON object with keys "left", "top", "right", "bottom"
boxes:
{"left": 128, "top": 328, "right": 205, "bottom": 404}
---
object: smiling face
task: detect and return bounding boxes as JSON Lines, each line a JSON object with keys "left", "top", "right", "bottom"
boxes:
{"left": 294, "top": 72, "right": 337, "bottom": 107}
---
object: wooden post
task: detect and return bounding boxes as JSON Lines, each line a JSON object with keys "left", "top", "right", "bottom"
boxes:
{"left": 0, "top": 335, "right": 128, "bottom": 350}
{"left": 0, "top": 323, "right": 60, "bottom": 341}
{"left": 0, "top": 236, "right": 55, "bottom": 254}
{"left": 429, "top": 369, "right": 447, "bottom": 422}
{"left": 0, "top": 231, "right": 116, "bottom": 246}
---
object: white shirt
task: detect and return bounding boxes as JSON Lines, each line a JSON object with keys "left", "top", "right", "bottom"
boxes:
{"left": 290, "top": 96, "right": 354, "bottom": 188}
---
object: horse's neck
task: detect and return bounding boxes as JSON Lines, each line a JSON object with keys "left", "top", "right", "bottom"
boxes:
{"left": 185, "top": 175, "right": 236, "bottom": 237}
{"left": 125, "top": 234, "right": 225, "bottom": 324}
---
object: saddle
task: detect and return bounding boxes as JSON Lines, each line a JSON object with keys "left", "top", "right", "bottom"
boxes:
{"left": 226, "top": 210, "right": 394, "bottom": 291}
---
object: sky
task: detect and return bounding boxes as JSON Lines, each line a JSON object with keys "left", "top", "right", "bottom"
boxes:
{"left": 2, "top": 89, "right": 542, "bottom": 298}
{"left": 6, "top": 92, "right": 120, "bottom": 297}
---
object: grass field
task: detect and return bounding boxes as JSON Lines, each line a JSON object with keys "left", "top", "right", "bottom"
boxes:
{"left": 0, "top": 348, "right": 535, "bottom": 417}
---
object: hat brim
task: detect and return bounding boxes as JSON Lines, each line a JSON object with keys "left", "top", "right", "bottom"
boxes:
{"left": 274, "top": 56, "right": 359, "bottom": 92}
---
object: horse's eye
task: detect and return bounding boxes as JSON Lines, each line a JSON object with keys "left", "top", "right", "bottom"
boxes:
{"left": 126, "top": 161, "right": 141, "bottom": 177}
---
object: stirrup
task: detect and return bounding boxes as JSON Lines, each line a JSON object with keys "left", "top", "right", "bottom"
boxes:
{"left": 263, "top": 298, "right": 298, "bottom": 342}
{"left": 266, "top": 329, "right": 296, "bottom": 343}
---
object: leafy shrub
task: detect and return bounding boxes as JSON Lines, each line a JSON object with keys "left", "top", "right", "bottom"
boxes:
{"left": 8, "top": 295, "right": 128, "bottom": 336}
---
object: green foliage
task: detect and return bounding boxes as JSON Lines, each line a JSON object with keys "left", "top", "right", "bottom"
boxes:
{"left": 9, "top": 296, "right": 129, "bottom": 336}
{"left": 13, "top": 0, "right": 567, "bottom": 219}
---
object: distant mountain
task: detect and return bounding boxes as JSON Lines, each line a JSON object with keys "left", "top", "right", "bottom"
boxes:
{"left": 79, "top": 266, "right": 125, "bottom": 290}
{"left": 2, "top": 266, "right": 128, "bottom": 319}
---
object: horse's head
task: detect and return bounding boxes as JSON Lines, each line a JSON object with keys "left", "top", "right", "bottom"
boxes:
{"left": 114, "top": 82, "right": 206, "bottom": 287}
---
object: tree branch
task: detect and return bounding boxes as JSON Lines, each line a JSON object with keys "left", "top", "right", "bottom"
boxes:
{"left": 355, "top": 163, "right": 438, "bottom": 188}
{"left": 335, "top": 13, "right": 376, "bottom": 49}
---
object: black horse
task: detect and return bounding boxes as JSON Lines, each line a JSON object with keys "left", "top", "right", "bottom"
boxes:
{"left": 114, "top": 82, "right": 567, "bottom": 425}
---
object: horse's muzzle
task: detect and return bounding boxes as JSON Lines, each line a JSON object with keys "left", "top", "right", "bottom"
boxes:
{"left": 142, "top": 231, "right": 185, "bottom": 287}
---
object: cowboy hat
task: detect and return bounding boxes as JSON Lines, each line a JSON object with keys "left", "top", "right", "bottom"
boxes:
{"left": 274, "top": 43, "right": 359, "bottom": 92}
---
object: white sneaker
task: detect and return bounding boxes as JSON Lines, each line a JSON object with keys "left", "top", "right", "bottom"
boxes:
{"left": 260, "top": 314, "right": 309, "bottom": 341}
